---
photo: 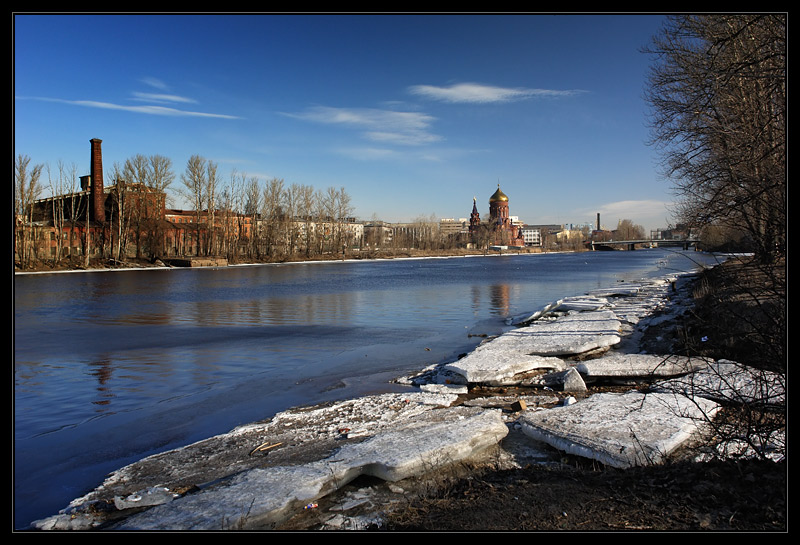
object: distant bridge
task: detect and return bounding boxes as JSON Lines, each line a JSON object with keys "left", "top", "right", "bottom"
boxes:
{"left": 588, "top": 239, "right": 699, "bottom": 251}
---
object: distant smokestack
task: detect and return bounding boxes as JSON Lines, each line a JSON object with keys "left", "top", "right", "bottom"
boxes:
{"left": 90, "top": 138, "right": 105, "bottom": 223}
{"left": 596, "top": 213, "right": 600, "bottom": 231}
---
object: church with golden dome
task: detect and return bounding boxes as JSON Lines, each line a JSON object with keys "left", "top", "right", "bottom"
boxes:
{"left": 469, "top": 184, "right": 525, "bottom": 248}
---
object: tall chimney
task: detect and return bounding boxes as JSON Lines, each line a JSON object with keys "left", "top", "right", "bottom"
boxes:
{"left": 90, "top": 138, "right": 105, "bottom": 223}
{"left": 596, "top": 213, "right": 600, "bottom": 231}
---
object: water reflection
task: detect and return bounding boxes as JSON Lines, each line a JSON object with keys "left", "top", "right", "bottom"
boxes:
{"left": 89, "top": 359, "right": 114, "bottom": 408}
{"left": 490, "top": 284, "right": 511, "bottom": 316}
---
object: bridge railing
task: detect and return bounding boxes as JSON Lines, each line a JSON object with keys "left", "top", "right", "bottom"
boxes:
{"left": 588, "top": 239, "right": 699, "bottom": 250}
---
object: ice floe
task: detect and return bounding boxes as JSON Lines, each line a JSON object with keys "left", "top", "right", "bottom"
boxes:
{"left": 107, "top": 407, "right": 507, "bottom": 530}
{"left": 518, "top": 391, "right": 721, "bottom": 469}
{"left": 576, "top": 353, "right": 709, "bottom": 381}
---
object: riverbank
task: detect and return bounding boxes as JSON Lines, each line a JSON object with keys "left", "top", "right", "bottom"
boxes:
{"left": 379, "top": 254, "right": 786, "bottom": 532}
{"left": 16, "top": 248, "right": 701, "bottom": 530}
{"left": 27, "top": 252, "right": 786, "bottom": 532}
{"left": 13, "top": 247, "right": 550, "bottom": 275}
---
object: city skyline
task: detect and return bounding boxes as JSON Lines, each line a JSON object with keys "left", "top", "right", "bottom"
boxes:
{"left": 15, "top": 13, "right": 676, "bottom": 233}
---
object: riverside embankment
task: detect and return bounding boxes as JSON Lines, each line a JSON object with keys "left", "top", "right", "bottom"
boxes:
{"left": 14, "top": 247, "right": 540, "bottom": 274}
{"left": 27, "top": 252, "right": 785, "bottom": 531}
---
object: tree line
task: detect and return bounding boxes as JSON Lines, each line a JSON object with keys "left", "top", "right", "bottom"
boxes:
{"left": 644, "top": 14, "right": 785, "bottom": 265}
{"left": 24, "top": 147, "right": 584, "bottom": 269}
{"left": 14, "top": 151, "right": 362, "bottom": 267}
{"left": 14, "top": 146, "right": 657, "bottom": 271}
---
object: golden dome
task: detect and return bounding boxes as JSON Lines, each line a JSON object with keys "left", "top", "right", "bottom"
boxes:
{"left": 489, "top": 185, "right": 508, "bottom": 202}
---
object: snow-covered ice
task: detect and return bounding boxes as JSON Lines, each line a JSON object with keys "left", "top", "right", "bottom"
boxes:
{"left": 518, "top": 391, "right": 721, "bottom": 469}
{"left": 109, "top": 407, "right": 507, "bottom": 530}
{"left": 443, "top": 310, "right": 622, "bottom": 384}
{"left": 576, "top": 353, "right": 709, "bottom": 380}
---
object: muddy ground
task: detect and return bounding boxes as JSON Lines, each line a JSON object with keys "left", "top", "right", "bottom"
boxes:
{"left": 378, "top": 457, "right": 786, "bottom": 531}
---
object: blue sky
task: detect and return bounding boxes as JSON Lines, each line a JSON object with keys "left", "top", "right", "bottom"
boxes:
{"left": 14, "top": 13, "right": 676, "bottom": 233}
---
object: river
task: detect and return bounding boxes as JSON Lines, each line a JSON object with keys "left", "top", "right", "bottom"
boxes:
{"left": 13, "top": 248, "right": 718, "bottom": 529}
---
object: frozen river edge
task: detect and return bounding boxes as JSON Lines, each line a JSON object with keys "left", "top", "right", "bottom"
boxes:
{"left": 32, "top": 262, "right": 785, "bottom": 531}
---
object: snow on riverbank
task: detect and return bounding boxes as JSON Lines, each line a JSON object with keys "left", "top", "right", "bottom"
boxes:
{"left": 32, "top": 262, "right": 783, "bottom": 531}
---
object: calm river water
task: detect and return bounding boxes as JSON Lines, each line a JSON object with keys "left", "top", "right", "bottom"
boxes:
{"left": 14, "top": 249, "right": 718, "bottom": 528}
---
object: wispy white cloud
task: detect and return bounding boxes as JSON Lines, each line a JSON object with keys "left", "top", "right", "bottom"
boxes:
{"left": 16, "top": 96, "right": 239, "bottom": 119}
{"left": 140, "top": 77, "right": 170, "bottom": 90}
{"left": 408, "top": 82, "right": 585, "bottom": 104}
{"left": 15, "top": 76, "right": 238, "bottom": 119}
{"left": 133, "top": 77, "right": 200, "bottom": 104}
{"left": 131, "top": 92, "right": 198, "bottom": 105}
{"left": 285, "top": 106, "right": 441, "bottom": 146}
{"left": 578, "top": 200, "right": 674, "bottom": 230}
{"left": 334, "top": 145, "right": 454, "bottom": 163}
{"left": 596, "top": 200, "right": 672, "bottom": 217}
{"left": 334, "top": 147, "right": 402, "bottom": 161}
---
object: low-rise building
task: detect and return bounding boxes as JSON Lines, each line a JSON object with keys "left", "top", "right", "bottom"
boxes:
{"left": 520, "top": 225, "right": 542, "bottom": 247}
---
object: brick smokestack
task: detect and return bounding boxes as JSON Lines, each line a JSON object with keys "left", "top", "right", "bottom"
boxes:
{"left": 596, "top": 213, "right": 600, "bottom": 231}
{"left": 90, "top": 138, "right": 105, "bottom": 223}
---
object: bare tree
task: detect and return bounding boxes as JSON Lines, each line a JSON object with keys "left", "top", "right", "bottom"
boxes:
{"left": 61, "top": 161, "right": 84, "bottom": 263}
{"left": 471, "top": 223, "right": 494, "bottom": 255}
{"left": 644, "top": 14, "right": 786, "bottom": 264}
{"left": 616, "top": 219, "right": 645, "bottom": 240}
{"left": 43, "top": 160, "right": 83, "bottom": 265}
{"left": 334, "top": 187, "right": 354, "bottom": 255}
{"left": 644, "top": 15, "right": 785, "bottom": 463}
{"left": 206, "top": 160, "right": 220, "bottom": 256}
{"left": 149, "top": 155, "right": 175, "bottom": 197}
{"left": 45, "top": 163, "right": 65, "bottom": 265}
{"left": 106, "top": 161, "right": 129, "bottom": 261}
{"left": 262, "top": 177, "right": 285, "bottom": 259}
{"left": 123, "top": 155, "right": 151, "bottom": 258}
{"left": 410, "top": 213, "right": 439, "bottom": 251}
{"left": 219, "top": 168, "right": 242, "bottom": 261}
{"left": 14, "top": 154, "right": 44, "bottom": 268}
{"left": 243, "top": 175, "right": 262, "bottom": 259}
{"left": 123, "top": 154, "right": 151, "bottom": 185}
{"left": 180, "top": 155, "right": 207, "bottom": 255}
{"left": 297, "top": 184, "right": 317, "bottom": 258}
{"left": 148, "top": 155, "right": 175, "bottom": 258}
{"left": 313, "top": 187, "right": 332, "bottom": 255}
{"left": 284, "top": 183, "right": 302, "bottom": 258}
